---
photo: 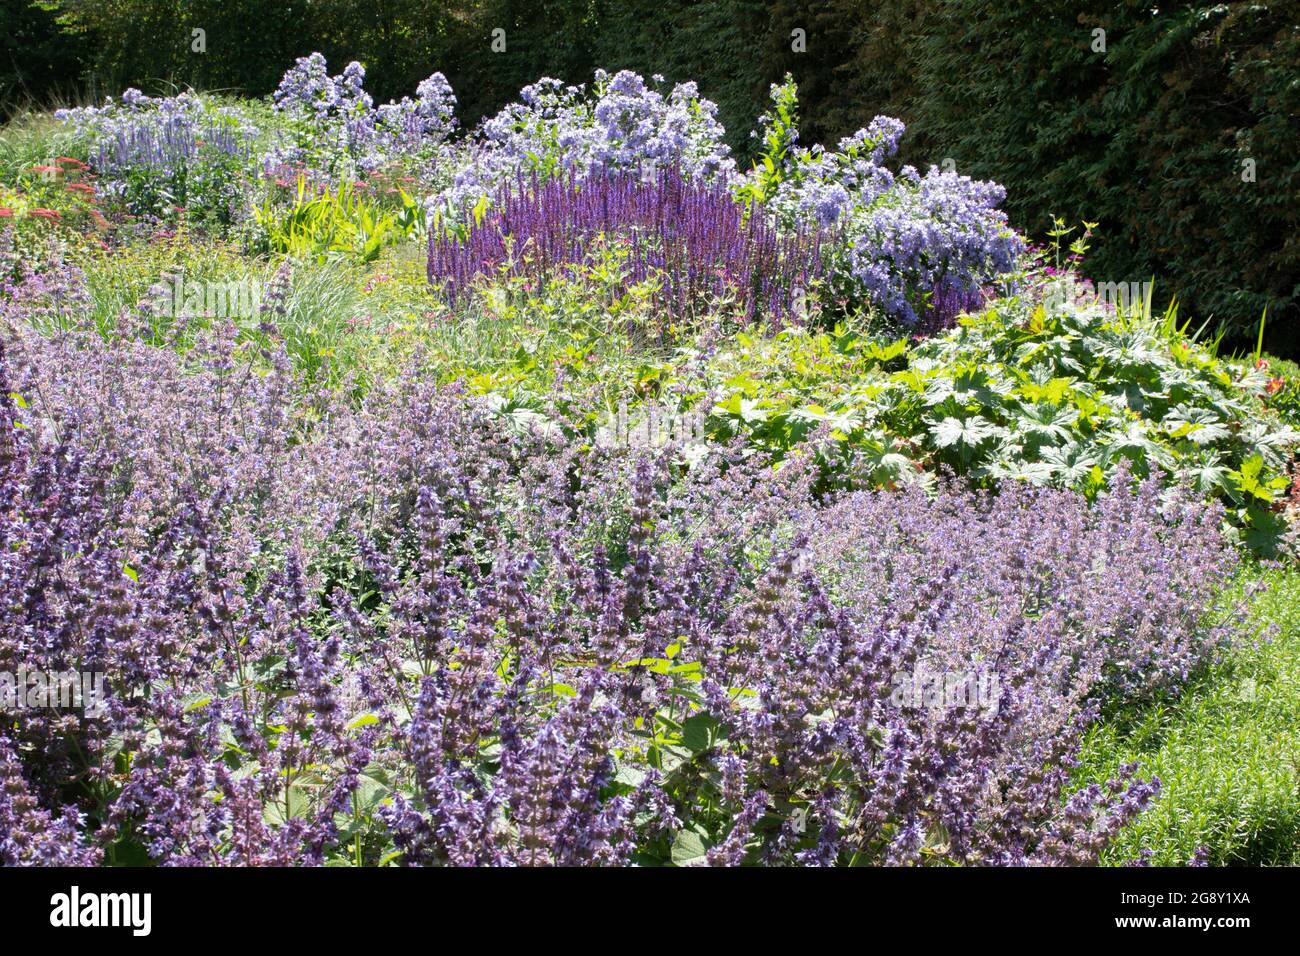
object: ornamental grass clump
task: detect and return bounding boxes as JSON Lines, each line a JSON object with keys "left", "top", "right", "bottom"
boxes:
{"left": 0, "top": 312, "right": 1242, "bottom": 865}
{"left": 428, "top": 168, "right": 827, "bottom": 325}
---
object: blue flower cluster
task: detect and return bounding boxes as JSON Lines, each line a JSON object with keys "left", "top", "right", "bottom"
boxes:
{"left": 427, "top": 70, "right": 736, "bottom": 225}
{"left": 55, "top": 91, "right": 253, "bottom": 185}
{"left": 54, "top": 91, "right": 254, "bottom": 224}
{"left": 843, "top": 169, "right": 1023, "bottom": 325}
{"left": 271, "top": 53, "right": 457, "bottom": 175}
{"left": 749, "top": 82, "right": 1023, "bottom": 326}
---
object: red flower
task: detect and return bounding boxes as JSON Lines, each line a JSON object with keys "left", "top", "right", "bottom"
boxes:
{"left": 56, "top": 157, "right": 87, "bottom": 168}
{"left": 28, "top": 208, "right": 61, "bottom": 221}
{"left": 1266, "top": 378, "right": 1285, "bottom": 396}
{"left": 0, "top": 208, "right": 12, "bottom": 218}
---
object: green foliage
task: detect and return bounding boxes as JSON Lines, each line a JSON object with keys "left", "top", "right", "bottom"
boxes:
{"left": 265, "top": 257, "right": 372, "bottom": 389}
{"left": 0, "top": 1, "right": 89, "bottom": 112}
{"left": 31, "top": 0, "right": 310, "bottom": 101}
{"left": 698, "top": 294, "right": 1297, "bottom": 550}
{"left": 735, "top": 74, "right": 799, "bottom": 207}
{"left": 908, "top": 298, "right": 1295, "bottom": 523}
{"left": 1258, "top": 353, "right": 1300, "bottom": 432}
{"left": 417, "top": 245, "right": 672, "bottom": 411}
{"left": 76, "top": 233, "right": 252, "bottom": 335}
{"left": 899, "top": 1, "right": 1300, "bottom": 354}
{"left": 254, "top": 177, "right": 420, "bottom": 264}
{"left": 0, "top": 111, "right": 91, "bottom": 182}
{"left": 409, "top": 251, "right": 1296, "bottom": 554}
{"left": 64, "top": 234, "right": 389, "bottom": 390}
{"left": 0, "top": 156, "right": 107, "bottom": 277}
{"left": 1077, "top": 565, "right": 1300, "bottom": 866}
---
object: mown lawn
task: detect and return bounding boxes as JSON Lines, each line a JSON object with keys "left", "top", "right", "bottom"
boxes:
{"left": 1079, "top": 566, "right": 1300, "bottom": 865}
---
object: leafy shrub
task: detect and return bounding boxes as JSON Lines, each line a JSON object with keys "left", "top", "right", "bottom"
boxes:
{"left": 903, "top": 296, "right": 1296, "bottom": 548}
{"left": 693, "top": 292, "right": 1298, "bottom": 552}
{"left": 381, "top": 246, "right": 670, "bottom": 412}
{"left": 255, "top": 176, "right": 419, "bottom": 264}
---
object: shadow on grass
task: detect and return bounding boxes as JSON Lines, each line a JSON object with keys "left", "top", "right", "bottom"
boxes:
{"left": 1075, "top": 564, "right": 1300, "bottom": 866}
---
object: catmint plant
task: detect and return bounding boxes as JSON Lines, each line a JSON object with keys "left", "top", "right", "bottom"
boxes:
{"left": 0, "top": 306, "right": 1243, "bottom": 865}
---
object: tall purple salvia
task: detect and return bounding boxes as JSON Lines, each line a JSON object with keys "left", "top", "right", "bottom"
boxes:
{"left": 428, "top": 168, "right": 829, "bottom": 325}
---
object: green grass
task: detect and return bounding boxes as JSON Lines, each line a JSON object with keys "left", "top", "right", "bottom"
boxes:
{"left": 1077, "top": 565, "right": 1300, "bottom": 865}
{"left": 0, "top": 110, "right": 92, "bottom": 182}
{"left": 72, "top": 235, "right": 398, "bottom": 390}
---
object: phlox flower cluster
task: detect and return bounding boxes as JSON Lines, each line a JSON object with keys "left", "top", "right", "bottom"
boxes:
{"left": 427, "top": 70, "right": 736, "bottom": 225}
{"left": 748, "top": 80, "right": 1024, "bottom": 327}
{"left": 842, "top": 168, "right": 1023, "bottom": 326}
{"left": 270, "top": 53, "right": 457, "bottom": 175}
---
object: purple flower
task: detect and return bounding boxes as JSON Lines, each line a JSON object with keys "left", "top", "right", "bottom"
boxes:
{"left": 428, "top": 168, "right": 828, "bottom": 325}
